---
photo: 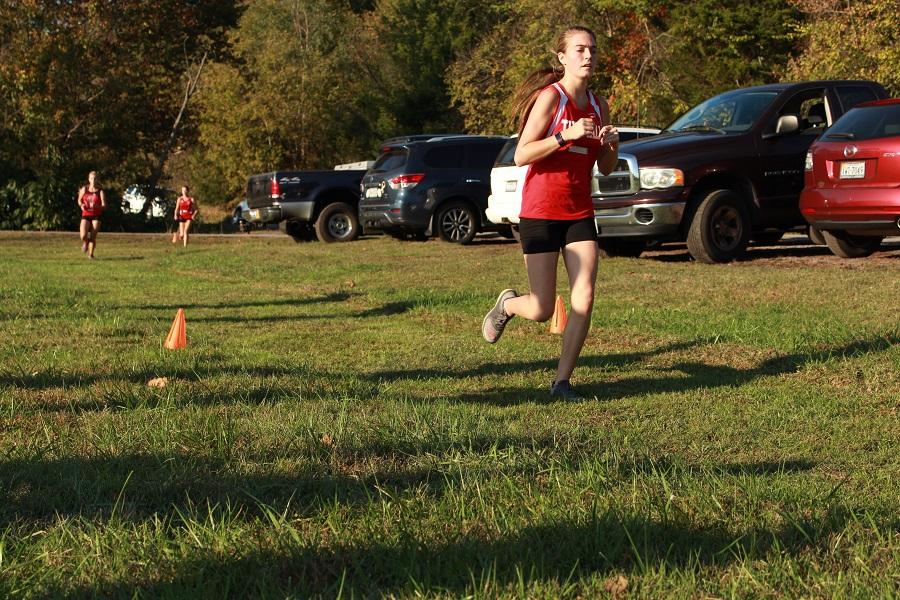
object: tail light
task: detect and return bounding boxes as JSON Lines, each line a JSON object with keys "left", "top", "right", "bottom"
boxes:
{"left": 388, "top": 173, "right": 425, "bottom": 190}
{"left": 270, "top": 176, "right": 282, "bottom": 199}
{"left": 804, "top": 151, "right": 813, "bottom": 172}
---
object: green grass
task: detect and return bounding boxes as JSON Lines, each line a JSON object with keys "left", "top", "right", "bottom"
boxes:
{"left": 1, "top": 231, "right": 898, "bottom": 598}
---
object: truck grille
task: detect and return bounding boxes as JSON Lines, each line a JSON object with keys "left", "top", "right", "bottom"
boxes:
{"left": 592, "top": 153, "right": 639, "bottom": 198}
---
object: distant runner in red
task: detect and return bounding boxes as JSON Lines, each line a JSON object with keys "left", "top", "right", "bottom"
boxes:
{"left": 481, "top": 26, "right": 619, "bottom": 401}
{"left": 77, "top": 170, "right": 105, "bottom": 259}
{"left": 172, "top": 185, "right": 199, "bottom": 247}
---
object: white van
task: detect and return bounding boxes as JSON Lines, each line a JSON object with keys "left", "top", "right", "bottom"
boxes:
{"left": 486, "top": 127, "right": 660, "bottom": 238}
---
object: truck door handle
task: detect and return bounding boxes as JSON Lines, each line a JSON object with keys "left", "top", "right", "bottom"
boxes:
{"left": 466, "top": 179, "right": 481, "bottom": 183}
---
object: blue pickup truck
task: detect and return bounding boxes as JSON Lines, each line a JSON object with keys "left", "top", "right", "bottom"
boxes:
{"left": 243, "top": 162, "right": 371, "bottom": 242}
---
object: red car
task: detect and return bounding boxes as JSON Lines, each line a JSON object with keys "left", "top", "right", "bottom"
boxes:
{"left": 800, "top": 98, "right": 900, "bottom": 257}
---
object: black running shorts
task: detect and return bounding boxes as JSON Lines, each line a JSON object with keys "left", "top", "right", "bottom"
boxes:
{"left": 518, "top": 217, "right": 599, "bottom": 254}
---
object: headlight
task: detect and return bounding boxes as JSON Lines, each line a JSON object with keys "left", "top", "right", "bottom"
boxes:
{"left": 804, "top": 151, "right": 813, "bottom": 172}
{"left": 639, "top": 168, "right": 684, "bottom": 190}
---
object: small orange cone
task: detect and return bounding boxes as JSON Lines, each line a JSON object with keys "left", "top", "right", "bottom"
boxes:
{"left": 163, "top": 308, "right": 187, "bottom": 350}
{"left": 548, "top": 295, "right": 567, "bottom": 334}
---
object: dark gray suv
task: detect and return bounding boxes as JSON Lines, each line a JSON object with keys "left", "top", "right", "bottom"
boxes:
{"left": 359, "top": 135, "right": 508, "bottom": 244}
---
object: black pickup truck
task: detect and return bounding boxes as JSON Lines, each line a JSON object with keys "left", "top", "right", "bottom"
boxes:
{"left": 244, "top": 162, "right": 370, "bottom": 242}
{"left": 592, "top": 80, "right": 888, "bottom": 262}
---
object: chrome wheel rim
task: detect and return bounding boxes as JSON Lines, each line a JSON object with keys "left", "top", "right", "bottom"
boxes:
{"left": 441, "top": 208, "right": 471, "bottom": 242}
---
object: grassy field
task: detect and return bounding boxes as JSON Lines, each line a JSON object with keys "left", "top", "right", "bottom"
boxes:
{"left": 1, "top": 231, "right": 898, "bottom": 598}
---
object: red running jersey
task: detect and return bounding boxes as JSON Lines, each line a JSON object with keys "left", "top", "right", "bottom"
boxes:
{"left": 520, "top": 83, "right": 606, "bottom": 220}
{"left": 81, "top": 188, "right": 103, "bottom": 218}
{"left": 176, "top": 196, "right": 196, "bottom": 220}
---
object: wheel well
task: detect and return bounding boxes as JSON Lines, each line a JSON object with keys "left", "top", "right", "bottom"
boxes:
{"left": 314, "top": 189, "right": 359, "bottom": 218}
{"left": 435, "top": 196, "right": 478, "bottom": 219}
{"left": 681, "top": 173, "right": 756, "bottom": 236}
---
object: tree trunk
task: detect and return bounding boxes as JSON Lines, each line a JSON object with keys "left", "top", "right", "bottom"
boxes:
{"left": 141, "top": 51, "right": 208, "bottom": 217}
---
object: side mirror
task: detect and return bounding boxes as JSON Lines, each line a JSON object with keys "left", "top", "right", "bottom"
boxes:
{"left": 776, "top": 115, "right": 800, "bottom": 134}
{"left": 762, "top": 115, "right": 800, "bottom": 140}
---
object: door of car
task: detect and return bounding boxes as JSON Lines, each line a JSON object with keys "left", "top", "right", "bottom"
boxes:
{"left": 463, "top": 140, "right": 506, "bottom": 214}
{"left": 756, "top": 87, "right": 829, "bottom": 226}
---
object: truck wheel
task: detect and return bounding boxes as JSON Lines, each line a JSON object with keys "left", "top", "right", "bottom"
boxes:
{"left": 315, "top": 202, "right": 359, "bottom": 243}
{"left": 822, "top": 230, "right": 882, "bottom": 258}
{"left": 686, "top": 189, "right": 750, "bottom": 263}
{"left": 281, "top": 220, "right": 315, "bottom": 242}
{"left": 597, "top": 238, "right": 645, "bottom": 258}
{"left": 807, "top": 226, "right": 826, "bottom": 246}
{"left": 437, "top": 201, "right": 478, "bottom": 244}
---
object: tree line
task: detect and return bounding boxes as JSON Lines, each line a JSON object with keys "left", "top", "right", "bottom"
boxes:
{"left": 1, "top": 0, "right": 897, "bottom": 230}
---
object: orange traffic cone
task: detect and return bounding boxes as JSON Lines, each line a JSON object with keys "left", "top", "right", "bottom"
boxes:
{"left": 163, "top": 308, "right": 187, "bottom": 350}
{"left": 548, "top": 295, "right": 567, "bottom": 334}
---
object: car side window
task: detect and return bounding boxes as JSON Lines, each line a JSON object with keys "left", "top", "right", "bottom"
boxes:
{"left": 771, "top": 89, "right": 828, "bottom": 135}
{"left": 423, "top": 145, "right": 461, "bottom": 168}
{"left": 466, "top": 141, "right": 505, "bottom": 169}
{"left": 836, "top": 86, "right": 878, "bottom": 113}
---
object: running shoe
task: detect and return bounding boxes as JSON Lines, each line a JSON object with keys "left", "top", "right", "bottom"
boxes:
{"left": 482, "top": 288, "right": 518, "bottom": 343}
{"left": 550, "top": 380, "right": 584, "bottom": 401}
{"left": 82, "top": 242, "right": 88, "bottom": 253}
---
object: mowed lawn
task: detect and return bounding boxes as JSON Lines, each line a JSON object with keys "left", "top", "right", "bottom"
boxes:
{"left": 1, "top": 231, "right": 898, "bottom": 598}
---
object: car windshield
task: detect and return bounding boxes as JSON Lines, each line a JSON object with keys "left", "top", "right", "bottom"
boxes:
{"left": 494, "top": 137, "right": 518, "bottom": 167}
{"left": 665, "top": 91, "right": 778, "bottom": 134}
{"left": 823, "top": 104, "right": 900, "bottom": 142}
{"left": 371, "top": 148, "right": 409, "bottom": 173}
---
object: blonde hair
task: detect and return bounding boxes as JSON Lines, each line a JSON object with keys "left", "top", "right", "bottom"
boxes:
{"left": 511, "top": 26, "right": 597, "bottom": 135}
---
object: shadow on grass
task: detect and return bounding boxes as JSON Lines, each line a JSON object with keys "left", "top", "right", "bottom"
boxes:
{"left": 40, "top": 504, "right": 870, "bottom": 597}
{"left": 368, "top": 334, "right": 899, "bottom": 405}
{"left": 124, "top": 291, "right": 354, "bottom": 311}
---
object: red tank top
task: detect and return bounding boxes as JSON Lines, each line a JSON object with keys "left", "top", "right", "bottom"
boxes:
{"left": 81, "top": 188, "right": 103, "bottom": 218}
{"left": 176, "top": 196, "right": 196, "bottom": 220}
{"left": 520, "top": 83, "right": 605, "bottom": 220}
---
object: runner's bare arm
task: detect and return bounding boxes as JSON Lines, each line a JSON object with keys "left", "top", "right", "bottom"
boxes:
{"left": 595, "top": 96, "right": 619, "bottom": 176}
{"left": 99, "top": 190, "right": 106, "bottom": 208}
{"left": 77, "top": 186, "right": 85, "bottom": 208}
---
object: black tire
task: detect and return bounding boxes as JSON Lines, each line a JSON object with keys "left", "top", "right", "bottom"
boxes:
{"left": 686, "top": 189, "right": 751, "bottom": 263}
{"left": 597, "top": 238, "right": 645, "bottom": 258}
{"left": 314, "top": 202, "right": 360, "bottom": 243}
{"left": 280, "top": 220, "right": 315, "bottom": 242}
{"left": 499, "top": 226, "right": 516, "bottom": 240}
{"left": 750, "top": 230, "right": 785, "bottom": 246}
{"left": 807, "top": 226, "right": 826, "bottom": 246}
{"left": 436, "top": 201, "right": 478, "bottom": 244}
{"left": 822, "top": 230, "right": 882, "bottom": 258}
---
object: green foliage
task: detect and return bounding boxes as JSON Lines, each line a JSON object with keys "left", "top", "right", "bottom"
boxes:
{"left": 788, "top": 0, "right": 900, "bottom": 96}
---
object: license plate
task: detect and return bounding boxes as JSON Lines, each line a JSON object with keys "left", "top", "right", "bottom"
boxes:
{"left": 840, "top": 161, "right": 865, "bottom": 179}
{"left": 365, "top": 187, "right": 382, "bottom": 198}
{"left": 248, "top": 209, "right": 260, "bottom": 219}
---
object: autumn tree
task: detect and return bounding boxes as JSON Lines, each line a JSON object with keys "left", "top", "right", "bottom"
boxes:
{"left": 0, "top": 0, "right": 237, "bottom": 229}
{"left": 787, "top": 0, "right": 899, "bottom": 96}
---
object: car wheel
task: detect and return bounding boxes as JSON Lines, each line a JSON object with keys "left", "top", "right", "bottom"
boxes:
{"left": 437, "top": 201, "right": 478, "bottom": 244}
{"left": 822, "top": 230, "right": 882, "bottom": 258}
{"left": 597, "top": 238, "right": 645, "bottom": 258}
{"left": 807, "top": 226, "right": 826, "bottom": 246}
{"left": 281, "top": 220, "right": 315, "bottom": 242}
{"left": 686, "top": 189, "right": 751, "bottom": 263}
{"left": 314, "top": 202, "right": 360, "bottom": 243}
{"left": 750, "top": 230, "right": 785, "bottom": 245}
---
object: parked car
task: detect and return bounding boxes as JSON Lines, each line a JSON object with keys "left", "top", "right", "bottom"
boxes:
{"left": 486, "top": 127, "right": 661, "bottom": 239}
{"left": 359, "top": 135, "right": 509, "bottom": 244}
{"left": 800, "top": 98, "right": 900, "bottom": 257}
{"left": 591, "top": 80, "right": 888, "bottom": 262}
{"left": 244, "top": 161, "right": 372, "bottom": 243}
{"left": 121, "top": 184, "right": 174, "bottom": 219}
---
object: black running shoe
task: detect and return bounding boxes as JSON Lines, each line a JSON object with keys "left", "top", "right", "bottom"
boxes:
{"left": 550, "top": 380, "right": 584, "bottom": 401}
{"left": 482, "top": 288, "right": 518, "bottom": 343}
